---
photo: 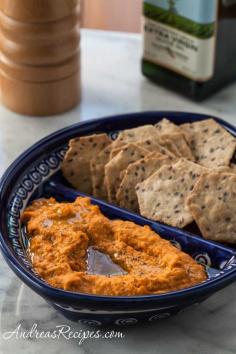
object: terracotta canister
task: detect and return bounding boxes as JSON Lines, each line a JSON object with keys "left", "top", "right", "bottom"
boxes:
{"left": 0, "top": 0, "right": 80, "bottom": 116}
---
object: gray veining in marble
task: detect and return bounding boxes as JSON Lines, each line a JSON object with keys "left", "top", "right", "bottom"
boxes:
{"left": 0, "top": 29, "right": 236, "bottom": 354}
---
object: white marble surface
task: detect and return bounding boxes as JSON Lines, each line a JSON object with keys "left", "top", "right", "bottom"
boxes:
{"left": 0, "top": 29, "right": 236, "bottom": 354}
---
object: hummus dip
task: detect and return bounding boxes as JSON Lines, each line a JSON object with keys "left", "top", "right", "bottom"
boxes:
{"left": 22, "top": 197, "right": 207, "bottom": 296}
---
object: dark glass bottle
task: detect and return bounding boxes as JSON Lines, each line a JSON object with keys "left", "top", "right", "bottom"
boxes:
{"left": 142, "top": 0, "right": 236, "bottom": 101}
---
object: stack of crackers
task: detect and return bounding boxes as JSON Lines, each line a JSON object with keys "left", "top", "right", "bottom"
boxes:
{"left": 62, "top": 118, "right": 236, "bottom": 243}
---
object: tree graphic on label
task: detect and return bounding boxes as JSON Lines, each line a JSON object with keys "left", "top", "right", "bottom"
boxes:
{"left": 167, "top": 0, "right": 179, "bottom": 14}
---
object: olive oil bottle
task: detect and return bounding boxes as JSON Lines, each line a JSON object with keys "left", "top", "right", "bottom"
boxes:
{"left": 142, "top": 0, "right": 236, "bottom": 100}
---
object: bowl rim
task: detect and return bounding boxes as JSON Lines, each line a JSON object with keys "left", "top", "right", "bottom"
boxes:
{"left": 1, "top": 110, "right": 236, "bottom": 305}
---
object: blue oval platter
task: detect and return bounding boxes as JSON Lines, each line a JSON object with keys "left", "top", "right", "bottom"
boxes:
{"left": 0, "top": 111, "right": 236, "bottom": 326}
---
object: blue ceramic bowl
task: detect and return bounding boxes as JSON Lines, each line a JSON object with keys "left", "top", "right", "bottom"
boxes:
{"left": 1, "top": 111, "right": 236, "bottom": 327}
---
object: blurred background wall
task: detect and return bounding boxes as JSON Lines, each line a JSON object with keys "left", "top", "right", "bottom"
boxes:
{"left": 81, "top": 0, "right": 142, "bottom": 32}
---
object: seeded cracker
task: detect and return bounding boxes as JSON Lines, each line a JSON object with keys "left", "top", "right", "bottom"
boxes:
{"left": 118, "top": 139, "right": 178, "bottom": 183}
{"left": 110, "top": 138, "right": 176, "bottom": 161}
{"left": 155, "top": 118, "right": 183, "bottom": 135}
{"left": 91, "top": 144, "right": 113, "bottom": 200}
{"left": 186, "top": 172, "right": 236, "bottom": 243}
{"left": 212, "top": 166, "right": 236, "bottom": 174}
{"left": 134, "top": 139, "right": 179, "bottom": 160}
{"left": 136, "top": 139, "right": 176, "bottom": 156}
{"left": 109, "top": 141, "right": 126, "bottom": 160}
{"left": 62, "top": 134, "right": 111, "bottom": 194}
{"left": 155, "top": 119, "right": 194, "bottom": 160}
{"left": 116, "top": 153, "right": 175, "bottom": 212}
{"left": 160, "top": 133, "right": 194, "bottom": 160}
{"left": 119, "top": 150, "right": 166, "bottom": 184}
{"left": 105, "top": 143, "right": 149, "bottom": 203}
{"left": 158, "top": 137, "right": 182, "bottom": 157}
{"left": 181, "top": 119, "right": 236, "bottom": 167}
{"left": 136, "top": 159, "right": 208, "bottom": 228}
{"left": 230, "top": 164, "right": 236, "bottom": 173}
{"left": 110, "top": 145, "right": 126, "bottom": 160}
{"left": 114, "top": 125, "right": 159, "bottom": 145}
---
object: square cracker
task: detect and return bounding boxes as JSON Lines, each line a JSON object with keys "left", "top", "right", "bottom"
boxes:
{"left": 186, "top": 172, "right": 236, "bottom": 243}
{"left": 116, "top": 153, "right": 175, "bottom": 212}
{"left": 62, "top": 133, "right": 111, "bottom": 194}
{"left": 136, "top": 159, "right": 207, "bottom": 228}
{"left": 181, "top": 119, "right": 236, "bottom": 167}
{"left": 105, "top": 143, "right": 149, "bottom": 203}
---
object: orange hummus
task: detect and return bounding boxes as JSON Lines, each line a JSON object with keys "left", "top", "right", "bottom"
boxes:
{"left": 22, "top": 197, "right": 207, "bottom": 296}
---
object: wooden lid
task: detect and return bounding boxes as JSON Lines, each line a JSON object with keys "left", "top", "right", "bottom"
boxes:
{"left": 0, "top": 0, "right": 79, "bottom": 23}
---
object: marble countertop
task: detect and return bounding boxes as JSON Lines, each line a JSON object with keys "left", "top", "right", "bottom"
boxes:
{"left": 1, "top": 29, "right": 236, "bottom": 354}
